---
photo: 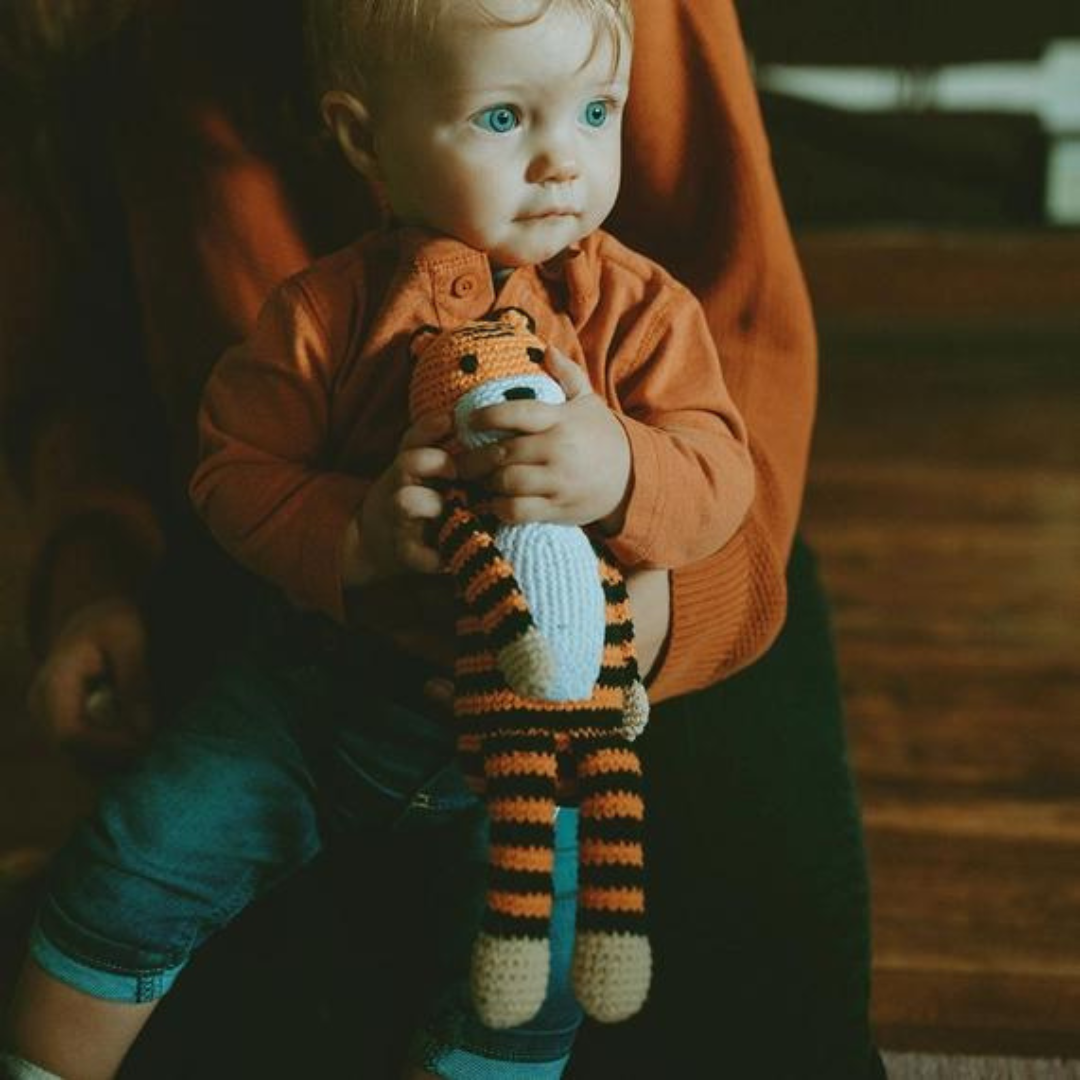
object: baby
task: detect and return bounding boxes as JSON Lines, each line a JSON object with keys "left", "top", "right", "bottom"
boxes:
{"left": 3, "top": 3, "right": 753, "bottom": 1079}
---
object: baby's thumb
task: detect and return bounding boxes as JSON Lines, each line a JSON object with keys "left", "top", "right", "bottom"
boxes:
{"left": 546, "top": 346, "right": 592, "bottom": 400}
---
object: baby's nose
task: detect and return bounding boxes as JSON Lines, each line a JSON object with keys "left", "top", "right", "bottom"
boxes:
{"left": 504, "top": 387, "right": 537, "bottom": 401}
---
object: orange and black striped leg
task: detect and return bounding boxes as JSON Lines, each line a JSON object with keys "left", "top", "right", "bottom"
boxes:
{"left": 471, "top": 729, "right": 559, "bottom": 1029}
{"left": 438, "top": 493, "right": 555, "bottom": 697}
{"left": 572, "top": 733, "right": 652, "bottom": 1022}
{"left": 596, "top": 552, "right": 650, "bottom": 739}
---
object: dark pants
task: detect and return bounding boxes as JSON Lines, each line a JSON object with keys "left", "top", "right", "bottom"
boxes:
{"left": 121, "top": 537, "right": 883, "bottom": 1079}
{"left": 568, "top": 538, "right": 883, "bottom": 1079}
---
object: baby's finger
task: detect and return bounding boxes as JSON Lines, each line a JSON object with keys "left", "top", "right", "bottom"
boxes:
{"left": 397, "top": 536, "right": 443, "bottom": 575}
{"left": 545, "top": 346, "right": 593, "bottom": 400}
{"left": 455, "top": 441, "right": 505, "bottom": 481}
{"left": 396, "top": 445, "right": 456, "bottom": 485}
{"left": 393, "top": 484, "right": 444, "bottom": 521}
{"left": 457, "top": 432, "right": 553, "bottom": 481}
{"left": 489, "top": 463, "right": 555, "bottom": 498}
{"left": 468, "top": 399, "right": 559, "bottom": 437}
{"left": 400, "top": 411, "right": 454, "bottom": 451}
{"left": 491, "top": 495, "right": 562, "bottom": 525}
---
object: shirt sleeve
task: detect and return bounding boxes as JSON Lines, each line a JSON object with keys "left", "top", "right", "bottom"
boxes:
{"left": 614, "top": 0, "right": 818, "bottom": 699}
{"left": 603, "top": 285, "right": 754, "bottom": 570}
{"left": 189, "top": 277, "right": 369, "bottom": 623}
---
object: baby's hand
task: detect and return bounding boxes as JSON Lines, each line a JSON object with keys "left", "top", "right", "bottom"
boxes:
{"left": 457, "top": 347, "right": 631, "bottom": 531}
{"left": 346, "top": 412, "right": 456, "bottom": 584}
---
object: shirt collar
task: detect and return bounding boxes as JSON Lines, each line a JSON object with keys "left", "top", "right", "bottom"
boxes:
{"left": 388, "top": 223, "right": 597, "bottom": 327}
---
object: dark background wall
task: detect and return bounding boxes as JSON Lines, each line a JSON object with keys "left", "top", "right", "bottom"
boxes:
{"left": 738, "top": 0, "right": 1080, "bottom": 64}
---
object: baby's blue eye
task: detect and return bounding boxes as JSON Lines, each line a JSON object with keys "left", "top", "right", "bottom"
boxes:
{"left": 581, "top": 99, "right": 609, "bottom": 128}
{"left": 473, "top": 105, "right": 520, "bottom": 134}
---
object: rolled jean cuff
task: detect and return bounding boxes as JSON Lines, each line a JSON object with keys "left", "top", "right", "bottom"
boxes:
{"left": 421, "top": 1045, "right": 570, "bottom": 1080}
{"left": 29, "top": 920, "right": 185, "bottom": 1004}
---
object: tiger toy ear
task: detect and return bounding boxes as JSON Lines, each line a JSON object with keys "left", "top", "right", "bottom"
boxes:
{"left": 408, "top": 323, "right": 441, "bottom": 361}
{"left": 487, "top": 307, "right": 536, "bottom": 333}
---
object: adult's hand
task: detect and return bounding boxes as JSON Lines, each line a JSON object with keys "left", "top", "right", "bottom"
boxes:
{"left": 28, "top": 596, "right": 154, "bottom": 761}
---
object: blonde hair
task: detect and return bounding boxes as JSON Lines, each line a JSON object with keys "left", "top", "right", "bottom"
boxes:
{"left": 305, "top": 0, "right": 633, "bottom": 104}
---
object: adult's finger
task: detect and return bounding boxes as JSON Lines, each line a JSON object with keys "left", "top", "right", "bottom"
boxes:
{"left": 28, "top": 644, "right": 102, "bottom": 743}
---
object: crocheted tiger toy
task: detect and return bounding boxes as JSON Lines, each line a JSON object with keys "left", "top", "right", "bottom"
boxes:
{"left": 408, "top": 307, "right": 652, "bottom": 1030}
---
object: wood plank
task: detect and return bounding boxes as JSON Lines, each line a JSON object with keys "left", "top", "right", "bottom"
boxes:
{"left": 797, "top": 230, "right": 1080, "bottom": 329}
{"left": 875, "top": 968, "right": 1080, "bottom": 1057}
{"left": 868, "top": 818, "right": 1080, "bottom": 1056}
{"left": 883, "top": 1054, "right": 1080, "bottom": 1079}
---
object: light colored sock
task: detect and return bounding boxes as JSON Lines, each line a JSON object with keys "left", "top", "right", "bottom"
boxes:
{"left": 0, "top": 1052, "right": 64, "bottom": 1080}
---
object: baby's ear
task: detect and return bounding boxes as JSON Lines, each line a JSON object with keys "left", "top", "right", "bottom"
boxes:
{"left": 321, "top": 91, "right": 381, "bottom": 181}
{"left": 489, "top": 307, "right": 536, "bottom": 333}
{"left": 408, "top": 324, "right": 441, "bottom": 361}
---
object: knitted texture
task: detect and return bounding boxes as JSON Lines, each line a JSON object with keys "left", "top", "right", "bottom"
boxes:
{"left": 409, "top": 309, "right": 652, "bottom": 1029}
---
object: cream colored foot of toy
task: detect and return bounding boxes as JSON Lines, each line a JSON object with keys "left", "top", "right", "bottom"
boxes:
{"left": 572, "top": 931, "right": 652, "bottom": 1023}
{"left": 470, "top": 932, "right": 551, "bottom": 1030}
{"left": 621, "top": 679, "right": 650, "bottom": 741}
{"left": 497, "top": 628, "right": 555, "bottom": 699}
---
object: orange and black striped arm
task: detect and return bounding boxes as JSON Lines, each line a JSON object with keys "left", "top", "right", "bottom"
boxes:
{"left": 437, "top": 484, "right": 539, "bottom": 653}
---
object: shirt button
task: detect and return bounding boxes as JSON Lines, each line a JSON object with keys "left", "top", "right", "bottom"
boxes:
{"left": 451, "top": 273, "right": 478, "bottom": 298}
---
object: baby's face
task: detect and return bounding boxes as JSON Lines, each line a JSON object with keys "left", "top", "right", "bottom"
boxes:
{"left": 371, "top": 0, "right": 630, "bottom": 267}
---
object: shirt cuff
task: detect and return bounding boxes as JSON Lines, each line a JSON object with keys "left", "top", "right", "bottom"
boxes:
{"left": 296, "top": 474, "right": 372, "bottom": 623}
{"left": 599, "top": 414, "right": 664, "bottom": 567}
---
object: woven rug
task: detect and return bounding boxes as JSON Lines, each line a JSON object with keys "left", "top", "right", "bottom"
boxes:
{"left": 884, "top": 1054, "right": 1080, "bottom": 1078}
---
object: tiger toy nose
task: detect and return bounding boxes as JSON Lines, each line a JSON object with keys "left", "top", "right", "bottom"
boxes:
{"left": 504, "top": 387, "right": 537, "bottom": 401}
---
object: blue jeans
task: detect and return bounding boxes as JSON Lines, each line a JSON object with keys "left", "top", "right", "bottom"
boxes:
{"left": 31, "top": 620, "right": 583, "bottom": 1073}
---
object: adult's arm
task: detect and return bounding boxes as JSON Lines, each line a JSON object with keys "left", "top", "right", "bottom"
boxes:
{"left": 2, "top": 2, "right": 349, "bottom": 654}
{"left": 0, "top": 15, "right": 166, "bottom": 656}
{"left": 614, "top": 0, "right": 817, "bottom": 698}
{"left": 0, "top": 3, "right": 341, "bottom": 751}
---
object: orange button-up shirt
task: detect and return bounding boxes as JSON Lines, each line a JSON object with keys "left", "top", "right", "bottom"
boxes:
{"left": 190, "top": 226, "right": 754, "bottom": 689}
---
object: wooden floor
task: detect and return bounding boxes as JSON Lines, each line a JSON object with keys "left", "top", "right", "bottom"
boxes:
{"left": 883, "top": 1054, "right": 1080, "bottom": 1079}
{"left": 0, "top": 240, "right": 1077, "bottom": 1056}
{"left": 803, "top": 324, "right": 1080, "bottom": 1057}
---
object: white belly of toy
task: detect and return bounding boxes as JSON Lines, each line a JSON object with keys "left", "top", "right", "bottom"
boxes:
{"left": 496, "top": 523, "right": 605, "bottom": 701}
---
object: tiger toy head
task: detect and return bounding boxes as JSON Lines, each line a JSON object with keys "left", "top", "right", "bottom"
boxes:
{"left": 408, "top": 307, "right": 564, "bottom": 450}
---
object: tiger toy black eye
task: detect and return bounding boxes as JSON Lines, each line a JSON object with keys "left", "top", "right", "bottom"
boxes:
{"left": 527, "top": 347, "right": 545, "bottom": 365}
{"left": 459, "top": 354, "right": 479, "bottom": 374}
